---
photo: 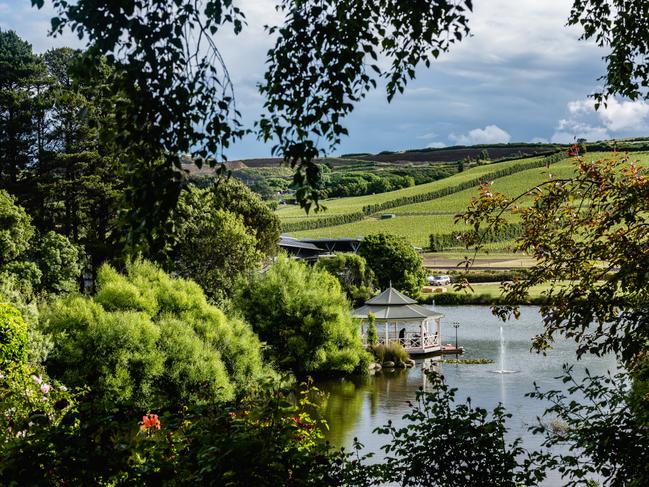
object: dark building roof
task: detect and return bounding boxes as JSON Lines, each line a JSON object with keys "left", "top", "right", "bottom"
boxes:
{"left": 278, "top": 235, "right": 363, "bottom": 258}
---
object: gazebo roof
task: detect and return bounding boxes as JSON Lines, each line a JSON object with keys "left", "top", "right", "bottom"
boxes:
{"left": 366, "top": 287, "right": 417, "bottom": 305}
{"left": 352, "top": 287, "right": 443, "bottom": 321}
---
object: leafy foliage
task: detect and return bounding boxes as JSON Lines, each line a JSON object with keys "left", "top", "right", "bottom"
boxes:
{"left": 0, "top": 363, "right": 80, "bottom": 450}
{"left": 314, "top": 252, "right": 376, "bottom": 305}
{"left": 366, "top": 312, "right": 378, "bottom": 346}
{"left": 569, "top": 0, "right": 649, "bottom": 104}
{"left": 0, "top": 303, "right": 28, "bottom": 368}
{"left": 371, "top": 342, "right": 409, "bottom": 365}
{"left": 234, "top": 255, "right": 370, "bottom": 376}
{"left": 41, "top": 260, "right": 269, "bottom": 410}
{"left": 259, "top": 0, "right": 472, "bottom": 210}
{"left": 460, "top": 152, "right": 649, "bottom": 485}
{"left": 526, "top": 365, "right": 649, "bottom": 487}
{"left": 170, "top": 186, "right": 262, "bottom": 302}
{"left": 359, "top": 233, "right": 425, "bottom": 297}
{"left": 0, "top": 190, "right": 81, "bottom": 295}
{"left": 208, "top": 178, "right": 280, "bottom": 257}
{"left": 0, "top": 190, "right": 34, "bottom": 265}
{"left": 462, "top": 153, "right": 649, "bottom": 362}
{"left": 370, "top": 372, "right": 533, "bottom": 486}
{"left": 36, "top": 231, "right": 82, "bottom": 294}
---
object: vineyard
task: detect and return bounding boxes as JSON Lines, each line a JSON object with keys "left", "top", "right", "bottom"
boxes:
{"left": 280, "top": 151, "right": 647, "bottom": 249}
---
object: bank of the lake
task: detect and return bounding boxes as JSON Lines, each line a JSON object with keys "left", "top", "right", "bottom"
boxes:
{"left": 318, "top": 305, "right": 617, "bottom": 484}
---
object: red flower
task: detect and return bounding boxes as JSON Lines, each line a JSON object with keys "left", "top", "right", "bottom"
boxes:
{"left": 140, "top": 413, "right": 161, "bottom": 431}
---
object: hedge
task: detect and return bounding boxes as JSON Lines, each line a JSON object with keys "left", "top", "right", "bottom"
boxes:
{"left": 361, "top": 151, "right": 564, "bottom": 215}
{"left": 429, "top": 223, "right": 525, "bottom": 252}
{"left": 281, "top": 151, "right": 565, "bottom": 233}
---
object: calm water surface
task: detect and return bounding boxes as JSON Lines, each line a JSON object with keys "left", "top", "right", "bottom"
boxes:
{"left": 317, "top": 305, "right": 617, "bottom": 484}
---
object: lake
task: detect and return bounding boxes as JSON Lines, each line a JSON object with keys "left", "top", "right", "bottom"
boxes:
{"left": 317, "top": 305, "right": 617, "bottom": 484}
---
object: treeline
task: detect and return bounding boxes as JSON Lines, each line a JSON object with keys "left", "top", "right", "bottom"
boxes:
{"left": 281, "top": 151, "right": 564, "bottom": 233}
{"left": 429, "top": 223, "right": 524, "bottom": 252}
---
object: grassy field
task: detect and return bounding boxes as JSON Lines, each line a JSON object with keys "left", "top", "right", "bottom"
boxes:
{"left": 282, "top": 151, "right": 649, "bottom": 248}
{"left": 275, "top": 155, "right": 549, "bottom": 220}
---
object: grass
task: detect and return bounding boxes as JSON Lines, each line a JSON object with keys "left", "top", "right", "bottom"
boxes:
{"left": 282, "top": 151, "right": 649, "bottom": 249}
{"left": 275, "top": 155, "right": 550, "bottom": 220}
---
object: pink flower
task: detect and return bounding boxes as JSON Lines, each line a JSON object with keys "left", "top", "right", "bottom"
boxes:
{"left": 41, "top": 384, "right": 50, "bottom": 394}
{"left": 31, "top": 375, "right": 42, "bottom": 385}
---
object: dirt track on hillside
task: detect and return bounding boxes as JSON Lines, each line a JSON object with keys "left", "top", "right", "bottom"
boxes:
{"left": 424, "top": 256, "right": 536, "bottom": 270}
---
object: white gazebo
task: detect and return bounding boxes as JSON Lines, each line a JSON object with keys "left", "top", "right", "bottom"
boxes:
{"left": 352, "top": 287, "right": 444, "bottom": 355}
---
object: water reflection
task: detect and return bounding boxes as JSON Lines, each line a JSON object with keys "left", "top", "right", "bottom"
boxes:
{"left": 317, "top": 305, "right": 617, "bottom": 457}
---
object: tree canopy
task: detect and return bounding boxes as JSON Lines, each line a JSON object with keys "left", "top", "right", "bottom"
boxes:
{"left": 359, "top": 233, "right": 425, "bottom": 297}
{"left": 41, "top": 260, "right": 270, "bottom": 410}
{"left": 169, "top": 186, "right": 263, "bottom": 302}
{"left": 234, "top": 255, "right": 370, "bottom": 377}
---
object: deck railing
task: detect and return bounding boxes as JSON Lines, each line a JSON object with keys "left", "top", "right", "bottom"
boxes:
{"left": 369, "top": 332, "right": 439, "bottom": 350}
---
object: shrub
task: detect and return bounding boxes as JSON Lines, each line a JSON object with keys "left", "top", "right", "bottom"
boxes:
{"left": 366, "top": 312, "right": 378, "bottom": 346}
{"left": 41, "top": 260, "right": 269, "bottom": 410}
{"left": 371, "top": 342, "right": 409, "bottom": 364}
{"left": 234, "top": 255, "right": 370, "bottom": 376}
{"left": 0, "top": 363, "right": 80, "bottom": 448}
{"left": 0, "top": 304, "right": 28, "bottom": 368}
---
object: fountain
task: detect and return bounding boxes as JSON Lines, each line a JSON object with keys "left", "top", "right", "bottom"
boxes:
{"left": 491, "top": 325, "right": 519, "bottom": 374}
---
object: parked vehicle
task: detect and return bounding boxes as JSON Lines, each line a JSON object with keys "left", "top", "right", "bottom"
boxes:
{"left": 427, "top": 275, "right": 451, "bottom": 286}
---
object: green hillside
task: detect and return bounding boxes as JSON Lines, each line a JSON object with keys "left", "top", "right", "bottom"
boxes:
{"left": 282, "top": 151, "right": 646, "bottom": 248}
{"left": 276, "top": 154, "right": 551, "bottom": 221}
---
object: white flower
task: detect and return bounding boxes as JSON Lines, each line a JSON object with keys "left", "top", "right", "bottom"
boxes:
{"left": 31, "top": 375, "right": 42, "bottom": 385}
{"left": 41, "top": 383, "right": 51, "bottom": 394}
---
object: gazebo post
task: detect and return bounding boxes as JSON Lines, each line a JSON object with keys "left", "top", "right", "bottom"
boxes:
{"left": 436, "top": 318, "right": 441, "bottom": 346}
{"left": 420, "top": 320, "right": 425, "bottom": 349}
{"left": 384, "top": 322, "right": 388, "bottom": 345}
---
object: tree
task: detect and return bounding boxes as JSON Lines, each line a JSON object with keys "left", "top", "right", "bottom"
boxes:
{"left": 36, "top": 231, "right": 82, "bottom": 294}
{"left": 41, "top": 260, "right": 269, "bottom": 410}
{"left": 208, "top": 178, "right": 280, "bottom": 257}
{"left": 315, "top": 252, "right": 376, "bottom": 305}
{"left": 0, "top": 30, "right": 45, "bottom": 192}
{"left": 0, "top": 189, "right": 81, "bottom": 295}
{"left": 359, "top": 233, "right": 425, "bottom": 297}
{"left": 170, "top": 186, "right": 262, "bottom": 301}
{"left": 0, "top": 304, "right": 28, "bottom": 368}
{"left": 460, "top": 152, "right": 649, "bottom": 485}
{"left": 0, "top": 190, "right": 34, "bottom": 266}
{"left": 233, "top": 255, "right": 370, "bottom": 376}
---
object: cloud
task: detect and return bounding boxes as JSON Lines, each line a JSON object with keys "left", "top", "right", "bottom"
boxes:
{"left": 551, "top": 97, "right": 649, "bottom": 143}
{"left": 551, "top": 124, "right": 609, "bottom": 144}
{"left": 449, "top": 125, "right": 511, "bottom": 145}
{"left": 426, "top": 142, "right": 446, "bottom": 148}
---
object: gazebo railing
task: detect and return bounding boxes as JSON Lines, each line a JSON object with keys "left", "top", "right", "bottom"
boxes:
{"left": 370, "top": 332, "right": 439, "bottom": 350}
